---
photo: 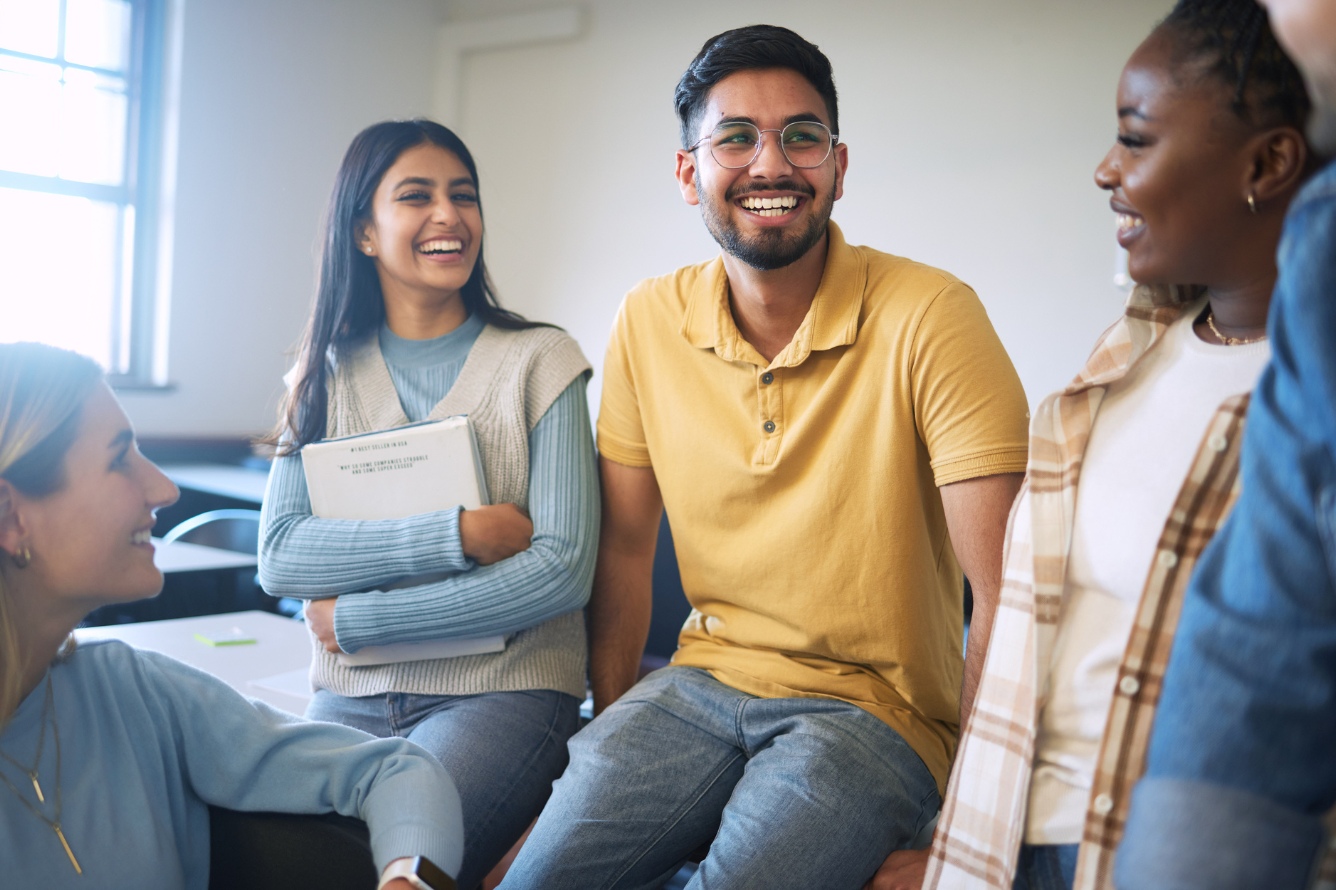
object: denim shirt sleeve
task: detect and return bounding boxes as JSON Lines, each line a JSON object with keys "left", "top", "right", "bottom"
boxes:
{"left": 1116, "top": 162, "right": 1336, "bottom": 889}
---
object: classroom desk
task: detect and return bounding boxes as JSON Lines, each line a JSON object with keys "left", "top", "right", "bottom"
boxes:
{"left": 82, "top": 538, "right": 264, "bottom": 627}
{"left": 75, "top": 610, "right": 313, "bottom": 715}
{"left": 161, "top": 462, "right": 269, "bottom": 505}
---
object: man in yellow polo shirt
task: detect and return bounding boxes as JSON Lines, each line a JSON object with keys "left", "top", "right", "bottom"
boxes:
{"left": 505, "top": 24, "right": 1029, "bottom": 890}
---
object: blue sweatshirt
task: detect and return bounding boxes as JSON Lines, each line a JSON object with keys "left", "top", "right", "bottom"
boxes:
{"left": 0, "top": 640, "right": 463, "bottom": 889}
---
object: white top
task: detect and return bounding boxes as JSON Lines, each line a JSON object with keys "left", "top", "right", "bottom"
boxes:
{"left": 1026, "top": 302, "right": 1270, "bottom": 843}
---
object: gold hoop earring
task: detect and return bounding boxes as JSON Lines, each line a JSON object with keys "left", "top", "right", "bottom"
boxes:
{"left": 12, "top": 546, "right": 30, "bottom": 569}
{"left": 1247, "top": 193, "right": 1258, "bottom": 215}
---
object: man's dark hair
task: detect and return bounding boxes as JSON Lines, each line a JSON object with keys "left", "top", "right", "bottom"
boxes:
{"left": 1161, "top": 0, "right": 1310, "bottom": 131}
{"left": 673, "top": 25, "right": 839, "bottom": 148}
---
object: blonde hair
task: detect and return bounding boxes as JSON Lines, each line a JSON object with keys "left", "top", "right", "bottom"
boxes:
{"left": 0, "top": 343, "right": 101, "bottom": 727}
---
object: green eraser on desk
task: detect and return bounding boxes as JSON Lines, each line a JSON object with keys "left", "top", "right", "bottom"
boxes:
{"left": 194, "top": 629, "right": 257, "bottom": 646}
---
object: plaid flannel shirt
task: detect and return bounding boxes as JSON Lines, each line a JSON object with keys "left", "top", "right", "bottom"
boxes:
{"left": 926, "top": 283, "right": 1268, "bottom": 888}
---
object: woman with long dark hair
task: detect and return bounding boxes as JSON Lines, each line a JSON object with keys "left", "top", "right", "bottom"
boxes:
{"left": 258, "top": 119, "right": 597, "bottom": 889}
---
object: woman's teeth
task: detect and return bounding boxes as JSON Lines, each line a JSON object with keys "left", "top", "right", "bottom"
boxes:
{"left": 1117, "top": 213, "right": 1143, "bottom": 231}
{"left": 418, "top": 239, "right": 462, "bottom": 254}
{"left": 740, "top": 196, "right": 799, "bottom": 217}
{"left": 131, "top": 530, "right": 151, "bottom": 545}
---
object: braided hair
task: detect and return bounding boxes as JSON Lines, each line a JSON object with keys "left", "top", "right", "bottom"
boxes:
{"left": 1161, "top": 0, "right": 1310, "bottom": 130}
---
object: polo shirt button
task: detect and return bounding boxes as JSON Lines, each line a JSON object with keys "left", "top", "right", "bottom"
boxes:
{"left": 763, "top": 420, "right": 776, "bottom": 434}
{"left": 1207, "top": 433, "right": 1229, "bottom": 452}
{"left": 1093, "top": 793, "right": 1114, "bottom": 815}
{"left": 1118, "top": 675, "right": 1140, "bottom": 696}
{"left": 761, "top": 372, "right": 774, "bottom": 385}
{"left": 1157, "top": 550, "right": 1179, "bottom": 570}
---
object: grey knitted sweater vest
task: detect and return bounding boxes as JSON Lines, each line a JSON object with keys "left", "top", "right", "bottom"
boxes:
{"left": 309, "top": 323, "right": 591, "bottom": 699}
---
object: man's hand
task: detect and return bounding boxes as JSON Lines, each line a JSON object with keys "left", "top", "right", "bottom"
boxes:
{"left": 460, "top": 503, "right": 533, "bottom": 565}
{"left": 864, "top": 848, "right": 930, "bottom": 890}
{"left": 305, "top": 597, "right": 343, "bottom": 653}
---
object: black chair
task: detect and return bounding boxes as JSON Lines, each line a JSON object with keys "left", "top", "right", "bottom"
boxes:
{"left": 207, "top": 807, "right": 457, "bottom": 889}
{"left": 165, "top": 509, "right": 300, "bottom": 617}
{"left": 208, "top": 808, "right": 376, "bottom": 889}
{"left": 641, "top": 515, "right": 692, "bottom": 676}
{"left": 162, "top": 508, "right": 263, "bottom": 552}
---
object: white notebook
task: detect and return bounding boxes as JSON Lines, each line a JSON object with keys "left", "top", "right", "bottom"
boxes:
{"left": 301, "top": 417, "right": 506, "bottom": 666}
{"left": 301, "top": 416, "right": 490, "bottom": 520}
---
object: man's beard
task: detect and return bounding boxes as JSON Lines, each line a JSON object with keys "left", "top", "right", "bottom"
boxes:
{"left": 698, "top": 176, "right": 833, "bottom": 271}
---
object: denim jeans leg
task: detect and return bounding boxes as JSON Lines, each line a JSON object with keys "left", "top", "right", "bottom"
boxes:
{"left": 1012, "top": 843, "right": 1078, "bottom": 890}
{"left": 304, "top": 689, "right": 580, "bottom": 890}
{"left": 501, "top": 668, "right": 751, "bottom": 890}
{"left": 685, "top": 695, "right": 940, "bottom": 890}
{"left": 305, "top": 688, "right": 393, "bottom": 736}
{"left": 400, "top": 690, "right": 581, "bottom": 890}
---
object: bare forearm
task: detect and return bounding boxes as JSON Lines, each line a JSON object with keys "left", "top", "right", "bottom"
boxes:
{"left": 586, "top": 458, "right": 663, "bottom": 714}
{"left": 960, "top": 582, "right": 998, "bottom": 730}
{"left": 939, "top": 471, "right": 1024, "bottom": 728}
{"left": 587, "top": 560, "right": 653, "bottom": 714}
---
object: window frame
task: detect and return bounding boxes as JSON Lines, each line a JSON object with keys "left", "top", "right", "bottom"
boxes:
{"left": 0, "top": 0, "right": 175, "bottom": 387}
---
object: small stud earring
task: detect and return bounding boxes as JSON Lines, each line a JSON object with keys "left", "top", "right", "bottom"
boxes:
{"left": 1247, "top": 193, "right": 1258, "bottom": 215}
{"left": 12, "top": 545, "right": 31, "bottom": 569}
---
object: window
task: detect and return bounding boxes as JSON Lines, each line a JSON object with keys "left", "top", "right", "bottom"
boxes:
{"left": 0, "top": 0, "right": 174, "bottom": 385}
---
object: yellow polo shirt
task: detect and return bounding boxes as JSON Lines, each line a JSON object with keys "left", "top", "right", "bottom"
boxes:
{"left": 597, "top": 223, "right": 1029, "bottom": 791}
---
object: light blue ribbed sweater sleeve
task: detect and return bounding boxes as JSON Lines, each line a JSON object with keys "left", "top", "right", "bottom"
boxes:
{"left": 333, "top": 381, "right": 598, "bottom": 649}
{"left": 258, "top": 451, "right": 474, "bottom": 592}
{"left": 258, "top": 321, "right": 598, "bottom": 646}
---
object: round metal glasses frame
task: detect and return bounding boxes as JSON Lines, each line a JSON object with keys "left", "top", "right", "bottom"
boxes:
{"left": 688, "top": 121, "right": 839, "bottom": 169}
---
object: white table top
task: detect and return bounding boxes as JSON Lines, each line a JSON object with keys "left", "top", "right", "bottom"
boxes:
{"left": 75, "top": 611, "right": 312, "bottom": 715}
{"left": 161, "top": 463, "right": 269, "bottom": 505}
{"left": 154, "top": 537, "right": 257, "bottom": 573}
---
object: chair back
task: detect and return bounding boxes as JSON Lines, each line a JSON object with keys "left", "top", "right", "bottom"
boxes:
{"left": 162, "top": 509, "right": 261, "bottom": 554}
{"left": 208, "top": 807, "right": 381, "bottom": 890}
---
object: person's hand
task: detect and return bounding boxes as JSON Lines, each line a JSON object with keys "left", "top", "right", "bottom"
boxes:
{"left": 459, "top": 503, "right": 533, "bottom": 565}
{"left": 864, "top": 848, "right": 930, "bottom": 890}
{"left": 378, "top": 858, "right": 423, "bottom": 890}
{"left": 304, "top": 597, "right": 343, "bottom": 653}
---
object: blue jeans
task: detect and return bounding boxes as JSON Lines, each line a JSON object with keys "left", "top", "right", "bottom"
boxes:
{"left": 501, "top": 667, "right": 940, "bottom": 890}
{"left": 1012, "top": 844, "right": 1077, "bottom": 890}
{"left": 306, "top": 688, "right": 580, "bottom": 890}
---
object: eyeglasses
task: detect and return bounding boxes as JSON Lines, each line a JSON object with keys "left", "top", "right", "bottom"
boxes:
{"left": 688, "top": 121, "right": 838, "bottom": 169}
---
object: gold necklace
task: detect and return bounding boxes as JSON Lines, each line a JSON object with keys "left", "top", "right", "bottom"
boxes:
{"left": 0, "top": 674, "right": 81, "bottom": 874}
{"left": 0, "top": 672, "right": 50, "bottom": 803}
{"left": 1206, "top": 311, "right": 1267, "bottom": 346}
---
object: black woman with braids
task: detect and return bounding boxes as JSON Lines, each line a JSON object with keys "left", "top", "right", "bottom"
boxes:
{"left": 867, "top": 2, "right": 1314, "bottom": 889}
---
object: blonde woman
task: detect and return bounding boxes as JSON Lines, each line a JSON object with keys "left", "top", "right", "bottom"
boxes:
{"left": 0, "top": 342, "right": 462, "bottom": 889}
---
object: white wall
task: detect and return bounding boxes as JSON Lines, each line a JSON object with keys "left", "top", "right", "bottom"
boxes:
{"left": 448, "top": 0, "right": 1168, "bottom": 416}
{"left": 119, "top": 0, "right": 447, "bottom": 436}
{"left": 124, "top": 0, "right": 1170, "bottom": 436}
